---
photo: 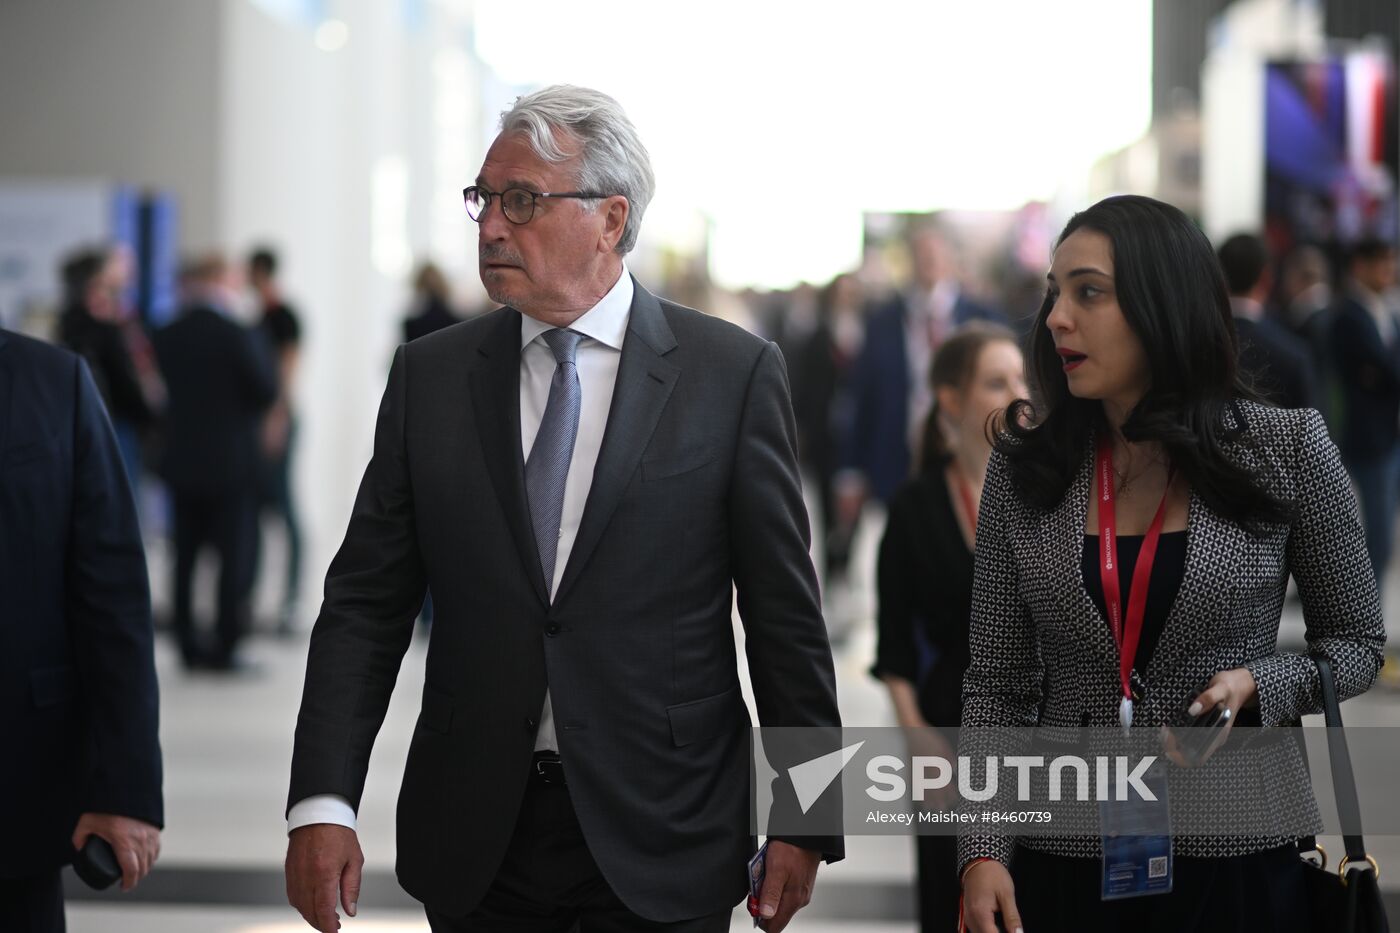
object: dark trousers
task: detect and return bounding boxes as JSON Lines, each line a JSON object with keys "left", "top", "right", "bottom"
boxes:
{"left": 1347, "top": 445, "right": 1400, "bottom": 584}
{"left": 0, "top": 871, "right": 65, "bottom": 933}
{"left": 1009, "top": 843, "right": 1311, "bottom": 932}
{"left": 258, "top": 418, "right": 302, "bottom": 616}
{"left": 424, "top": 778, "right": 732, "bottom": 933}
{"left": 172, "top": 488, "right": 258, "bottom": 666}
{"left": 915, "top": 833, "right": 959, "bottom": 933}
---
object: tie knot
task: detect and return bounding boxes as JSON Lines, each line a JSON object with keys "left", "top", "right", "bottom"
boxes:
{"left": 541, "top": 328, "right": 584, "bottom": 365}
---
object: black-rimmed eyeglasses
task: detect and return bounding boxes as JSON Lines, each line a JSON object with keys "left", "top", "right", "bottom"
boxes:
{"left": 462, "top": 185, "right": 614, "bottom": 225}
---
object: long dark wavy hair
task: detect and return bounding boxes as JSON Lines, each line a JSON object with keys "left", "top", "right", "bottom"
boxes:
{"left": 996, "top": 195, "right": 1294, "bottom": 532}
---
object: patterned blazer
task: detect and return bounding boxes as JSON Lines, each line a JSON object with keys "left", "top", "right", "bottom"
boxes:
{"left": 957, "top": 401, "right": 1386, "bottom": 872}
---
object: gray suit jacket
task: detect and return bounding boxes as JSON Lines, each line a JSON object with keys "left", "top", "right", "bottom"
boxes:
{"left": 289, "top": 280, "right": 841, "bottom": 919}
{"left": 957, "top": 402, "right": 1385, "bottom": 872}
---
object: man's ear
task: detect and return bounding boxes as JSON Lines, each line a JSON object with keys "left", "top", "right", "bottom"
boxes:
{"left": 598, "top": 196, "right": 630, "bottom": 253}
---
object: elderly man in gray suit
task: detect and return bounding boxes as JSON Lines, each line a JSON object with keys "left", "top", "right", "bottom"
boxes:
{"left": 285, "top": 85, "right": 843, "bottom": 932}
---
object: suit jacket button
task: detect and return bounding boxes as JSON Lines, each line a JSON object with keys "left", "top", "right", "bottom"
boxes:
{"left": 545, "top": 624, "right": 560, "bottom": 637}
{"left": 525, "top": 717, "right": 537, "bottom": 732}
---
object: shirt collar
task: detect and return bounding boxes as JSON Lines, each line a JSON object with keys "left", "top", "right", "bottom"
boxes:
{"left": 520, "top": 264, "right": 632, "bottom": 352}
{"left": 906, "top": 281, "right": 960, "bottom": 320}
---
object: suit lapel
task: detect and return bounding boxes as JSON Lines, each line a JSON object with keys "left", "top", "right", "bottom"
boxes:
{"left": 1142, "top": 419, "right": 1252, "bottom": 698}
{"left": 469, "top": 310, "right": 550, "bottom": 606}
{"left": 1047, "top": 440, "right": 1122, "bottom": 674}
{"left": 1141, "top": 487, "right": 1244, "bottom": 694}
{"left": 553, "top": 281, "right": 679, "bottom": 605}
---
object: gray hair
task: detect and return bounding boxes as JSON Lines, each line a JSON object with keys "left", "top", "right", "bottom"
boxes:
{"left": 499, "top": 85, "right": 655, "bottom": 255}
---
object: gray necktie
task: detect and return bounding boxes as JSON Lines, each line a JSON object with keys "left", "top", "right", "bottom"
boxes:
{"left": 525, "top": 328, "right": 584, "bottom": 593}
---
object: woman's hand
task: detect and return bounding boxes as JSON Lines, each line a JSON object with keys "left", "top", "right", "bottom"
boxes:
{"left": 1161, "top": 666, "right": 1257, "bottom": 767}
{"left": 1191, "top": 667, "right": 1258, "bottom": 715}
{"left": 961, "top": 859, "right": 1023, "bottom": 933}
{"left": 905, "top": 725, "right": 958, "bottom": 810}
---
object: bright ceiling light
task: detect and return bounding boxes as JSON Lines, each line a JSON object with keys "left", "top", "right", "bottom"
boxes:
{"left": 315, "top": 19, "right": 350, "bottom": 52}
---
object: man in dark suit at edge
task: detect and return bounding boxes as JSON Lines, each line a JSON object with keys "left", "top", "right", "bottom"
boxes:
{"left": 1332, "top": 239, "right": 1400, "bottom": 578}
{"left": 0, "top": 330, "right": 162, "bottom": 931}
{"left": 285, "top": 85, "right": 842, "bottom": 932}
{"left": 1216, "top": 232, "right": 1317, "bottom": 411}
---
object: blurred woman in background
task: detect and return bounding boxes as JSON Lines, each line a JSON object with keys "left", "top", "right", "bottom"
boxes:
{"left": 872, "top": 321, "right": 1025, "bottom": 932}
{"left": 58, "top": 246, "right": 163, "bottom": 495}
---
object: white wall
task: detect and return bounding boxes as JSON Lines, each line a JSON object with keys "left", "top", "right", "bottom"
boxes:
{"left": 1199, "top": 0, "right": 1327, "bottom": 240}
{"left": 1201, "top": 51, "right": 1266, "bottom": 241}
{"left": 218, "top": 0, "right": 486, "bottom": 605}
{"left": 0, "top": 0, "right": 488, "bottom": 614}
{"left": 0, "top": 0, "right": 224, "bottom": 246}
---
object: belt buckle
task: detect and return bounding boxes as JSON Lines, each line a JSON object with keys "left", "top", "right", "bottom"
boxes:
{"left": 534, "top": 754, "right": 564, "bottom": 785}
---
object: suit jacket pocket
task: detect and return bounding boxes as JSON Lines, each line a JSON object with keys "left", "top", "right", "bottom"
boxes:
{"left": 642, "top": 448, "right": 716, "bottom": 483}
{"left": 418, "top": 683, "right": 454, "bottom": 735}
{"left": 31, "top": 665, "right": 74, "bottom": 708}
{"left": 667, "top": 684, "right": 743, "bottom": 747}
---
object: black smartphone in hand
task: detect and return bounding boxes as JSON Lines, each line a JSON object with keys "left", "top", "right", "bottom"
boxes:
{"left": 72, "top": 836, "right": 121, "bottom": 890}
{"left": 1168, "top": 692, "right": 1232, "bottom": 767}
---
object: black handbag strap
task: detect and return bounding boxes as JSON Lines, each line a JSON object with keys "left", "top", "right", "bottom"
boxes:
{"left": 1313, "top": 656, "right": 1370, "bottom": 866}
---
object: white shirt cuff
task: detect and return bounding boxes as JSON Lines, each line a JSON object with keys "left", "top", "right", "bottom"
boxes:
{"left": 287, "top": 794, "right": 357, "bottom": 833}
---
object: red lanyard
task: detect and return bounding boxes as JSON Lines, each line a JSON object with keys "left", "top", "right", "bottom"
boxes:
{"left": 1095, "top": 435, "right": 1174, "bottom": 730}
{"left": 953, "top": 465, "right": 978, "bottom": 539}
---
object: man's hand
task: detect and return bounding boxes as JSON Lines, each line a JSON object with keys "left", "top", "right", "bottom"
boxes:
{"left": 756, "top": 840, "right": 821, "bottom": 932}
{"left": 72, "top": 812, "right": 161, "bottom": 892}
{"left": 286, "top": 823, "right": 364, "bottom": 932}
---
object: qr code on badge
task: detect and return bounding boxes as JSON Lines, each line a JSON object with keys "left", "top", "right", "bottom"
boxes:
{"left": 1148, "top": 856, "right": 1168, "bottom": 879}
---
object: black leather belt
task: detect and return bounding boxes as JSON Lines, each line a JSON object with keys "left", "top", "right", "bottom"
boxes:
{"left": 532, "top": 751, "right": 566, "bottom": 786}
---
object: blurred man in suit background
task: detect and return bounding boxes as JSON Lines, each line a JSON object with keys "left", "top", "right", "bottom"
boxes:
{"left": 1332, "top": 237, "right": 1400, "bottom": 586}
{"left": 1216, "top": 232, "right": 1317, "bottom": 411}
{"left": 155, "top": 254, "right": 277, "bottom": 671}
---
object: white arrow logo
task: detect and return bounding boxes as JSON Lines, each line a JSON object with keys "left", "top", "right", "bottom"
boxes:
{"left": 787, "top": 741, "right": 865, "bottom": 814}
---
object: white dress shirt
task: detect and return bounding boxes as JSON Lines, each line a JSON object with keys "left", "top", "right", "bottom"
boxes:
{"left": 1350, "top": 279, "right": 1399, "bottom": 348}
{"left": 902, "top": 280, "right": 959, "bottom": 449}
{"left": 287, "top": 266, "right": 633, "bottom": 833}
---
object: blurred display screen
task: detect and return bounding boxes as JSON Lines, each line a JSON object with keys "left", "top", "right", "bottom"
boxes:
{"left": 1264, "top": 52, "right": 1398, "bottom": 255}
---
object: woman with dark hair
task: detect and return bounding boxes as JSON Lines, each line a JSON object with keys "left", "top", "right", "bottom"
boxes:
{"left": 872, "top": 322, "right": 1024, "bottom": 932}
{"left": 957, "top": 195, "right": 1385, "bottom": 932}
{"left": 58, "top": 247, "right": 160, "bottom": 492}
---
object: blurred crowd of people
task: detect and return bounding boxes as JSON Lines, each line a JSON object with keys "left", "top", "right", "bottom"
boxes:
{"left": 46, "top": 243, "right": 493, "bottom": 671}
{"left": 683, "top": 225, "right": 1400, "bottom": 631}
{"left": 55, "top": 245, "right": 299, "bottom": 670}
{"left": 42, "top": 221, "right": 1400, "bottom": 682}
